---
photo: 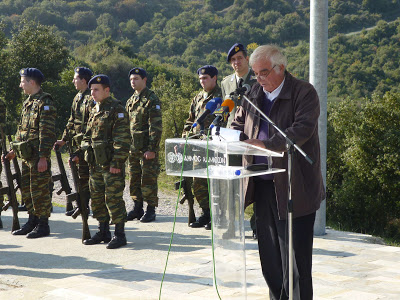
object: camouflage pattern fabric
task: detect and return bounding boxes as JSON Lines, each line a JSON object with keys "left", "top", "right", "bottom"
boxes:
{"left": 61, "top": 89, "right": 95, "bottom": 145}
{"left": 83, "top": 96, "right": 130, "bottom": 223}
{"left": 61, "top": 89, "right": 94, "bottom": 204}
{"left": 21, "top": 159, "right": 52, "bottom": 217}
{"left": 15, "top": 90, "right": 56, "bottom": 217}
{"left": 182, "top": 85, "right": 222, "bottom": 208}
{"left": 89, "top": 165, "right": 126, "bottom": 224}
{"left": 182, "top": 85, "right": 222, "bottom": 138}
{"left": 128, "top": 152, "right": 160, "bottom": 207}
{"left": 126, "top": 87, "right": 162, "bottom": 206}
{"left": 0, "top": 98, "right": 5, "bottom": 208}
{"left": 16, "top": 90, "right": 56, "bottom": 157}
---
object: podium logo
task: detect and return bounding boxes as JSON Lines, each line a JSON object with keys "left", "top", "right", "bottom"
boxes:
{"left": 167, "top": 152, "right": 183, "bottom": 164}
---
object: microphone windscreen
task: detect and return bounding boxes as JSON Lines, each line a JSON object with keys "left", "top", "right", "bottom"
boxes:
{"left": 242, "top": 84, "right": 251, "bottom": 93}
{"left": 205, "top": 97, "right": 223, "bottom": 112}
{"left": 221, "top": 99, "right": 235, "bottom": 112}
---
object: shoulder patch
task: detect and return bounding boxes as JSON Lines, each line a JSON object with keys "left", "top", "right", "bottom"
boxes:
{"left": 118, "top": 113, "right": 124, "bottom": 118}
{"left": 155, "top": 105, "right": 161, "bottom": 110}
{"left": 44, "top": 106, "right": 50, "bottom": 111}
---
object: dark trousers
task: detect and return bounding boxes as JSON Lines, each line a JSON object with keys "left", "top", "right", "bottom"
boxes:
{"left": 254, "top": 179, "right": 315, "bottom": 300}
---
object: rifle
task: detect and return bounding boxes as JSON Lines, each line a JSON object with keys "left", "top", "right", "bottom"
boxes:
{"left": 52, "top": 145, "right": 76, "bottom": 212}
{"left": 0, "top": 129, "right": 20, "bottom": 232}
{"left": 7, "top": 135, "right": 23, "bottom": 208}
{"left": 173, "top": 119, "right": 196, "bottom": 225}
{"left": 66, "top": 140, "right": 91, "bottom": 242}
{"left": 175, "top": 178, "right": 196, "bottom": 226}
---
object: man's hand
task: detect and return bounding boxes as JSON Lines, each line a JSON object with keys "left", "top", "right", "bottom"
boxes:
{"left": 38, "top": 157, "right": 48, "bottom": 172}
{"left": 110, "top": 167, "right": 121, "bottom": 174}
{"left": 144, "top": 151, "right": 156, "bottom": 160}
{"left": 3, "top": 150, "right": 15, "bottom": 162}
{"left": 68, "top": 155, "right": 79, "bottom": 167}
{"left": 244, "top": 139, "right": 266, "bottom": 149}
{"left": 53, "top": 140, "right": 66, "bottom": 150}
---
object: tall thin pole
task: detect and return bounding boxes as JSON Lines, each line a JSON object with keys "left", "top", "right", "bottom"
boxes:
{"left": 310, "top": 0, "right": 328, "bottom": 236}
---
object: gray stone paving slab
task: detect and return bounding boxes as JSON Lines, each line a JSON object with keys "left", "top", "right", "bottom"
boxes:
{"left": 1, "top": 207, "right": 400, "bottom": 299}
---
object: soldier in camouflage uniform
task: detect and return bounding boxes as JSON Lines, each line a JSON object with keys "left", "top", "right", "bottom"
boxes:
{"left": 6, "top": 68, "right": 56, "bottom": 238}
{"left": 126, "top": 68, "right": 162, "bottom": 223}
{"left": 0, "top": 98, "right": 6, "bottom": 229}
{"left": 54, "top": 67, "right": 94, "bottom": 217}
{"left": 182, "top": 65, "right": 222, "bottom": 230}
{"left": 79, "top": 75, "right": 130, "bottom": 249}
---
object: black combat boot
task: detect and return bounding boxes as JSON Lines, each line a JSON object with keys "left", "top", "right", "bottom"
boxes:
{"left": 106, "top": 222, "right": 127, "bottom": 249}
{"left": 26, "top": 217, "right": 50, "bottom": 239}
{"left": 140, "top": 205, "right": 156, "bottom": 223}
{"left": 126, "top": 201, "right": 144, "bottom": 221}
{"left": 83, "top": 220, "right": 111, "bottom": 245}
{"left": 190, "top": 208, "right": 210, "bottom": 228}
{"left": 12, "top": 214, "right": 38, "bottom": 235}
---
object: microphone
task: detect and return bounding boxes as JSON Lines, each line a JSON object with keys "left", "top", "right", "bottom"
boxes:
{"left": 210, "top": 99, "right": 235, "bottom": 128}
{"left": 230, "top": 84, "right": 251, "bottom": 96}
{"left": 192, "top": 97, "right": 223, "bottom": 128}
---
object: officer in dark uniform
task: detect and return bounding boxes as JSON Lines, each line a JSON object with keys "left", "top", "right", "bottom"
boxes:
{"left": 79, "top": 75, "right": 130, "bottom": 249}
{"left": 126, "top": 68, "right": 162, "bottom": 223}
{"left": 221, "top": 43, "right": 258, "bottom": 239}
{"left": 0, "top": 98, "right": 6, "bottom": 229}
{"left": 6, "top": 68, "right": 56, "bottom": 238}
{"left": 54, "top": 67, "right": 94, "bottom": 217}
{"left": 182, "top": 65, "right": 222, "bottom": 230}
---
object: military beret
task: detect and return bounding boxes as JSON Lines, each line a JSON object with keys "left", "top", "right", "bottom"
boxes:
{"left": 74, "top": 67, "right": 93, "bottom": 78}
{"left": 129, "top": 67, "right": 147, "bottom": 78}
{"left": 227, "top": 43, "right": 246, "bottom": 62}
{"left": 197, "top": 65, "right": 218, "bottom": 77}
{"left": 88, "top": 74, "right": 110, "bottom": 88}
{"left": 19, "top": 68, "right": 44, "bottom": 84}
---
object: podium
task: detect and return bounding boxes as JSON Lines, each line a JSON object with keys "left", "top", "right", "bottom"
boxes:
{"left": 165, "top": 137, "right": 284, "bottom": 299}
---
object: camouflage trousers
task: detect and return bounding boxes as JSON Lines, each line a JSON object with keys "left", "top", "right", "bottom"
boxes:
{"left": 184, "top": 177, "right": 209, "bottom": 211}
{"left": 129, "top": 151, "right": 160, "bottom": 207}
{"left": 0, "top": 163, "right": 3, "bottom": 208}
{"left": 89, "top": 165, "right": 126, "bottom": 224}
{"left": 21, "top": 158, "right": 52, "bottom": 218}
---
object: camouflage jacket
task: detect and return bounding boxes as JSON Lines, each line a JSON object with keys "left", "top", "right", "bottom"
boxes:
{"left": 182, "top": 85, "right": 222, "bottom": 137}
{"left": 16, "top": 90, "right": 56, "bottom": 158}
{"left": 61, "top": 88, "right": 95, "bottom": 141}
{"left": 83, "top": 97, "right": 130, "bottom": 169}
{"left": 125, "top": 87, "right": 162, "bottom": 153}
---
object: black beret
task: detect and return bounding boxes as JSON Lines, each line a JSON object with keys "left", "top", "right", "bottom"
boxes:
{"left": 227, "top": 43, "right": 246, "bottom": 62}
{"left": 129, "top": 67, "right": 147, "bottom": 78}
{"left": 19, "top": 68, "right": 44, "bottom": 84}
{"left": 197, "top": 65, "right": 218, "bottom": 77}
{"left": 88, "top": 74, "right": 110, "bottom": 88}
{"left": 74, "top": 67, "right": 93, "bottom": 78}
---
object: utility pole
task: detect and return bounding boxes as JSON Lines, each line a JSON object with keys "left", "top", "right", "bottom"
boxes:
{"left": 310, "top": 0, "right": 328, "bottom": 236}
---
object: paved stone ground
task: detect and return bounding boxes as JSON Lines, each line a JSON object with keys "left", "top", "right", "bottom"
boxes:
{"left": 0, "top": 158, "right": 400, "bottom": 299}
{"left": 1, "top": 205, "right": 400, "bottom": 300}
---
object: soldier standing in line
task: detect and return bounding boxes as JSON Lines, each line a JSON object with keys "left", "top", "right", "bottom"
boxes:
{"left": 0, "top": 98, "right": 6, "bottom": 229}
{"left": 79, "top": 74, "right": 130, "bottom": 249}
{"left": 221, "top": 43, "right": 258, "bottom": 239}
{"left": 54, "top": 67, "right": 95, "bottom": 217}
{"left": 126, "top": 68, "right": 162, "bottom": 223}
{"left": 182, "top": 65, "right": 222, "bottom": 230}
{"left": 6, "top": 68, "right": 56, "bottom": 238}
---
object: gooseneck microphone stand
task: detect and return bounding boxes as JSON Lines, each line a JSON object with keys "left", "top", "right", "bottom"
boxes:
{"left": 241, "top": 93, "right": 313, "bottom": 300}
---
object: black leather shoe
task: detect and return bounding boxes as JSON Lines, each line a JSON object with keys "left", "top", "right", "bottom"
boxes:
{"left": 126, "top": 201, "right": 144, "bottom": 221}
{"left": 252, "top": 230, "right": 258, "bottom": 240}
{"left": 12, "top": 215, "right": 38, "bottom": 235}
{"left": 190, "top": 209, "right": 210, "bottom": 228}
{"left": 18, "top": 204, "right": 28, "bottom": 211}
{"left": 204, "top": 222, "right": 211, "bottom": 230}
{"left": 106, "top": 223, "right": 127, "bottom": 249}
{"left": 140, "top": 206, "right": 156, "bottom": 223}
{"left": 26, "top": 217, "right": 50, "bottom": 239}
{"left": 83, "top": 220, "right": 111, "bottom": 245}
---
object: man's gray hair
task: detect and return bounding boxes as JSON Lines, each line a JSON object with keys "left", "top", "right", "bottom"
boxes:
{"left": 249, "top": 45, "right": 287, "bottom": 68}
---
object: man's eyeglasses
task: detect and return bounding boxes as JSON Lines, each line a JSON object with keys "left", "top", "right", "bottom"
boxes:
{"left": 252, "top": 65, "right": 277, "bottom": 80}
